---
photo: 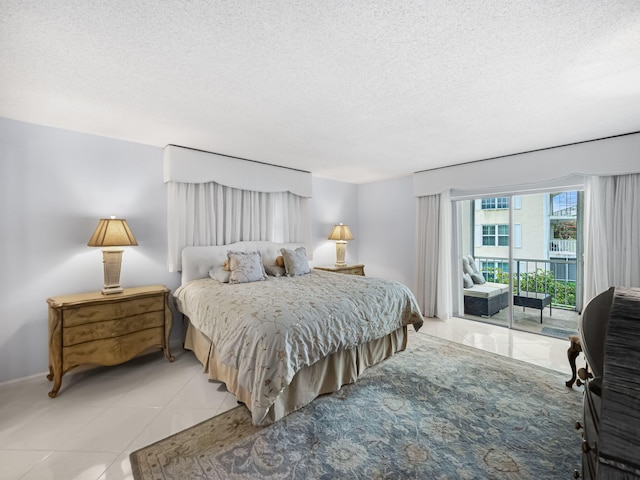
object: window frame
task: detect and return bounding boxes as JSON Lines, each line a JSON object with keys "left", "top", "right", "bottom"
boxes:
{"left": 481, "top": 223, "right": 510, "bottom": 246}
{"left": 481, "top": 197, "right": 509, "bottom": 210}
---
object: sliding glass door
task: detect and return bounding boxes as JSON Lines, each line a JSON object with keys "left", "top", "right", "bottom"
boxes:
{"left": 456, "top": 190, "right": 583, "bottom": 338}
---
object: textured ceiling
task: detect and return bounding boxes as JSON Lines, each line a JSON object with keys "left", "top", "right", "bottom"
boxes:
{"left": 1, "top": 1, "right": 640, "bottom": 183}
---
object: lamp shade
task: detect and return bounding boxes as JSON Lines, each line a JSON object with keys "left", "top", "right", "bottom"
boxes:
{"left": 328, "top": 223, "right": 353, "bottom": 241}
{"left": 87, "top": 218, "right": 138, "bottom": 247}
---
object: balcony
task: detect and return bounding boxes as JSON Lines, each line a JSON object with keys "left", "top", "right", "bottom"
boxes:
{"left": 467, "top": 256, "right": 580, "bottom": 338}
{"left": 549, "top": 239, "right": 576, "bottom": 256}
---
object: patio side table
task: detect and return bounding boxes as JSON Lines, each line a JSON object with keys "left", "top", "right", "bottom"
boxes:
{"left": 513, "top": 292, "right": 552, "bottom": 323}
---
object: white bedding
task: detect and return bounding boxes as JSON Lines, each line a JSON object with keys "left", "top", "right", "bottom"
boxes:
{"left": 174, "top": 269, "right": 423, "bottom": 425}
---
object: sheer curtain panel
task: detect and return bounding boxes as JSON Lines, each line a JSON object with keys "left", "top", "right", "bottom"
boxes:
{"left": 416, "top": 191, "right": 452, "bottom": 318}
{"left": 584, "top": 173, "right": 640, "bottom": 303}
{"left": 167, "top": 181, "right": 310, "bottom": 272}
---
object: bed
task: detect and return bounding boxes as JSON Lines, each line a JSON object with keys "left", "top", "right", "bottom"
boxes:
{"left": 174, "top": 241, "right": 424, "bottom": 425}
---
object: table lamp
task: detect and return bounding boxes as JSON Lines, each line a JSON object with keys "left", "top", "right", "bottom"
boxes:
{"left": 87, "top": 216, "right": 138, "bottom": 294}
{"left": 328, "top": 223, "right": 353, "bottom": 267}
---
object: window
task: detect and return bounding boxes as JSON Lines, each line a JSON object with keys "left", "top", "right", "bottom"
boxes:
{"left": 481, "top": 197, "right": 509, "bottom": 209}
{"left": 551, "top": 191, "right": 578, "bottom": 216}
{"left": 481, "top": 261, "right": 510, "bottom": 282}
{"left": 482, "top": 225, "right": 495, "bottom": 245}
{"left": 550, "top": 260, "right": 577, "bottom": 282}
{"left": 498, "top": 225, "right": 509, "bottom": 246}
{"left": 482, "top": 224, "right": 509, "bottom": 246}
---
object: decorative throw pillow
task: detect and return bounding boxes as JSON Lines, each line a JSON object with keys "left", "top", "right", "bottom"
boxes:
{"left": 462, "top": 256, "right": 476, "bottom": 276}
{"left": 280, "top": 247, "right": 311, "bottom": 277}
{"left": 264, "top": 264, "right": 286, "bottom": 277}
{"left": 470, "top": 272, "right": 486, "bottom": 285}
{"left": 209, "top": 266, "right": 231, "bottom": 283}
{"left": 463, "top": 272, "right": 474, "bottom": 288}
{"left": 468, "top": 255, "right": 481, "bottom": 271}
{"left": 227, "top": 251, "right": 267, "bottom": 284}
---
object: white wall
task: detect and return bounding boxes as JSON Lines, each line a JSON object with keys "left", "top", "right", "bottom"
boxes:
{"left": 312, "top": 175, "right": 419, "bottom": 296}
{"left": 309, "top": 177, "right": 359, "bottom": 268}
{"left": 358, "top": 176, "right": 416, "bottom": 291}
{"left": 0, "top": 118, "right": 182, "bottom": 383}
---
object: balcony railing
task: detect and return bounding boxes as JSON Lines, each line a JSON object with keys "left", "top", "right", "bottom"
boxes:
{"left": 549, "top": 239, "right": 576, "bottom": 254}
{"left": 475, "top": 256, "right": 577, "bottom": 310}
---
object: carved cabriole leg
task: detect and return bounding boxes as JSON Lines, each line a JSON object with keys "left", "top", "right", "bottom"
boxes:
{"left": 48, "top": 306, "right": 63, "bottom": 397}
{"left": 163, "top": 290, "right": 175, "bottom": 362}
{"left": 566, "top": 334, "right": 582, "bottom": 388}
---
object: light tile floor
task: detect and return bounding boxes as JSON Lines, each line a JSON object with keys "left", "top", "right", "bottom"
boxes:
{"left": 0, "top": 316, "right": 583, "bottom": 480}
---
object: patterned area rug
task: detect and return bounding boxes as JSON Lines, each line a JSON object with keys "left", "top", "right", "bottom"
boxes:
{"left": 130, "top": 334, "right": 582, "bottom": 479}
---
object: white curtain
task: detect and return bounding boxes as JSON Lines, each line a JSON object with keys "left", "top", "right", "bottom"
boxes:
{"left": 416, "top": 190, "right": 452, "bottom": 318}
{"left": 584, "top": 173, "right": 640, "bottom": 303}
{"left": 167, "top": 181, "right": 311, "bottom": 272}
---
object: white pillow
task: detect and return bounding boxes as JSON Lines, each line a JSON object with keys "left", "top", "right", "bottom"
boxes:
{"left": 264, "top": 264, "right": 286, "bottom": 277}
{"left": 280, "top": 247, "right": 311, "bottom": 277}
{"left": 227, "top": 251, "right": 267, "bottom": 284}
{"left": 209, "top": 266, "right": 231, "bottom": 283}
{"left": 470, "top": 272, "right": 486, "bottom": 285}
{"left": 462, "top": 256, "right": 476, "bottom": 276}
{"left": 463, "top": 272, "right": 474, "bottom": 288}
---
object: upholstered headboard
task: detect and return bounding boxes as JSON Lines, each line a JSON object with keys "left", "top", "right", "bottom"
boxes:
{"left": 180, "top": 241, "right": 305, "bottom": 285}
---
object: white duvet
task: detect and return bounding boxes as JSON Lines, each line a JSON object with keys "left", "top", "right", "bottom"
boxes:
{"left": 173, "top": 270, "right": 423, "bottom": 424}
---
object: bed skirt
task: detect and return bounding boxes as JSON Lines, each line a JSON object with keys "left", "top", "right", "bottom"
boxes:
{"left": 184, "top": 319, "right": 408, "bottom": 425}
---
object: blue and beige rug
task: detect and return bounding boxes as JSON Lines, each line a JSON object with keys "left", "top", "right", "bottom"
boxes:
{"left": 130, "top": 334, "right": 582, "bottom": 479}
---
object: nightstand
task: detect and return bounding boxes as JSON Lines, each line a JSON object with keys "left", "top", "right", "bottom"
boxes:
{"left": 46, "top": 284, "right": 174, "bottom": 398}
{"left": 314, "top": 264, "right": 365, "bottom": 276}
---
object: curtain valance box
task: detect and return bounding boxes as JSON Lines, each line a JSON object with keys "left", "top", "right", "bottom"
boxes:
{"left": 412, "top": 132, "right": 640, "bottom": 198}
{"left": 163, "top": 145, "right": 312, "bottom": 198}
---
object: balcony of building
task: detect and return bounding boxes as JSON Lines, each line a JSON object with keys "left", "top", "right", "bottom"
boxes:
{"left": 464, "top": 256, "right": 581, "bottom": 339}
{"left": 549, "top": 239, "right": 577, "bottom": 257}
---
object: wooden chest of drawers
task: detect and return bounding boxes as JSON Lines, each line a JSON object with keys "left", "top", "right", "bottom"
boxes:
{"left": 580, "top": 378, "right": 601, "bottom": 479}
{"left": 46, "top": 285, "right": 174, "bottom": 397}
{"left": 314, "top": 264, "right": 365, "bottom": 276}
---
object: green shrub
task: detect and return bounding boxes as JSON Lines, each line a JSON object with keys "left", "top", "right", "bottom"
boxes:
{"left": 486, "top": 267, "right": 576, "bottom": 308}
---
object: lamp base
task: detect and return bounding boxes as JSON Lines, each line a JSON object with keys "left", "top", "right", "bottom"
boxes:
{"left": 102, "top": 286, "right": 124, "bottom": 295}
{"left": 334, "top": 240, "right": 347, "bottom": 267}
{"left": 101, "top": 248, "right": 124, "bottom": 295}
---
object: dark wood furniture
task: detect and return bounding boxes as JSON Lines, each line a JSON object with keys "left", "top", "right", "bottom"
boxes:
{"left": 578, "top": 376, "right": 601, "bottom": 479}
{"left": 566, "top": 334, "right": 582, "bottom": 388}
{"left": 513, "top": 292, "right": 551, "bottom": 322}
{"left": 46, "top": 285, "right": 174, "bottom": 398}
{"left": 575, "top": 287, "right": 640, "bottom": 479}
